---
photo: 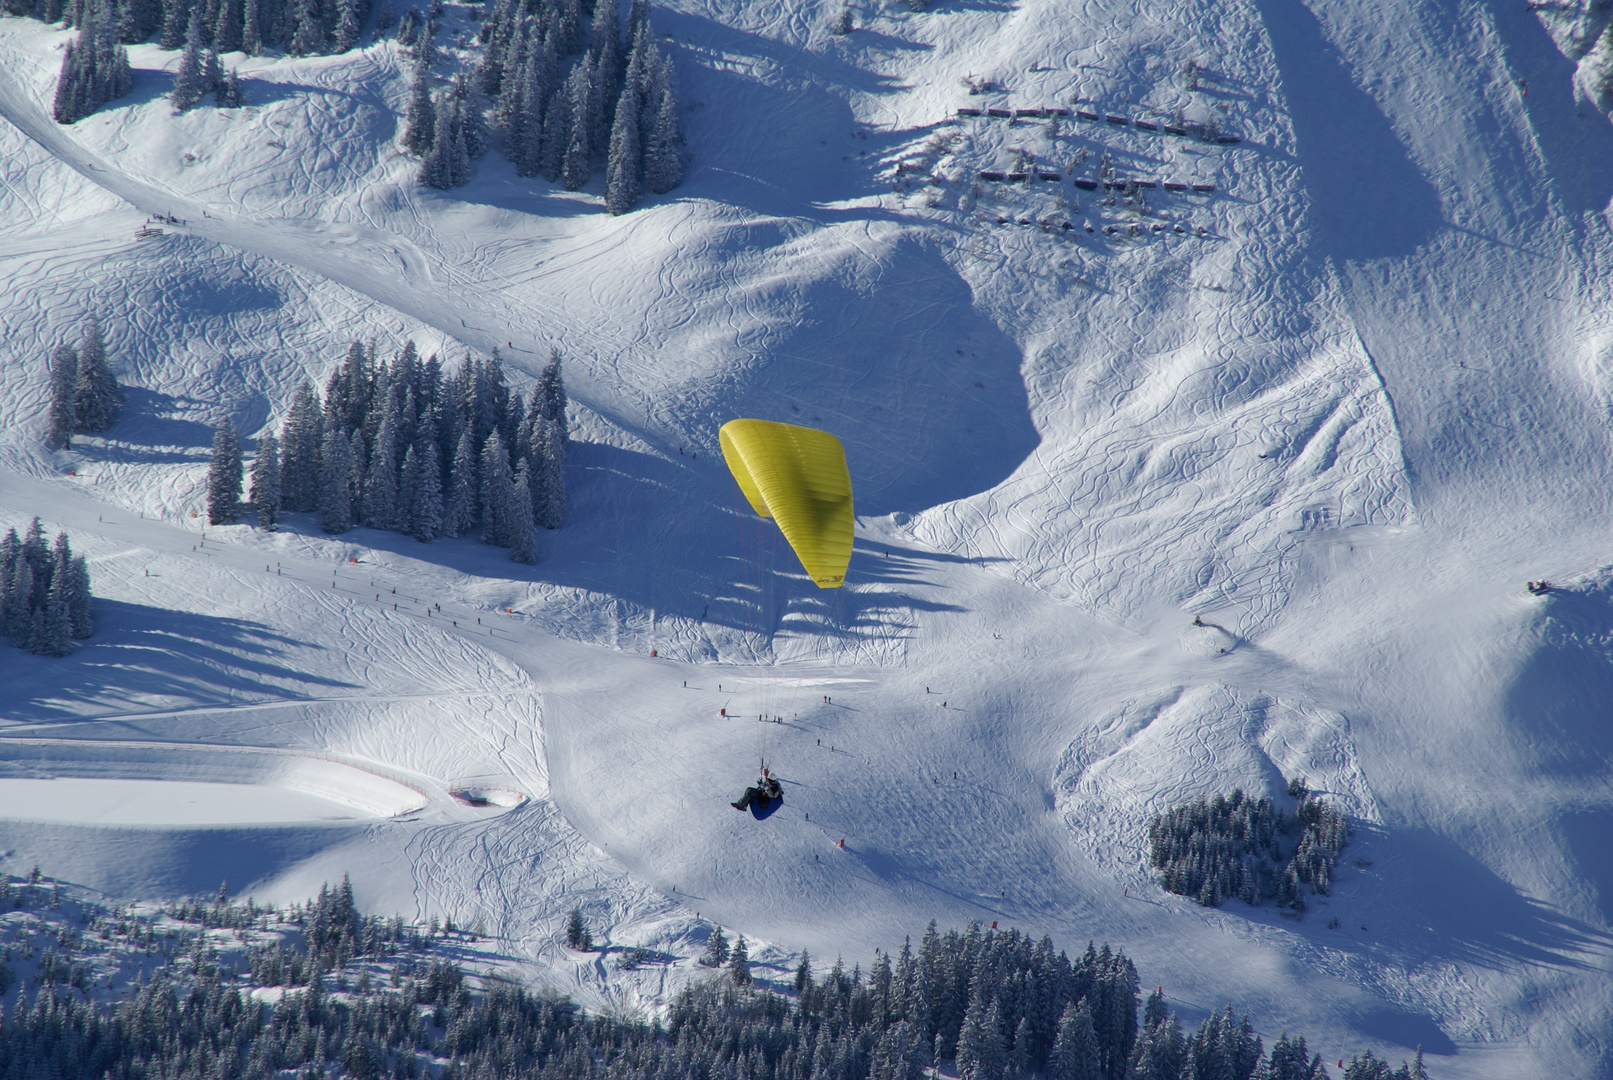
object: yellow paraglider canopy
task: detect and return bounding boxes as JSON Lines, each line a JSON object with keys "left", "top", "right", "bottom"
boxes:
{"left": 719, "top": 419, "right": 854, "bottom": 588}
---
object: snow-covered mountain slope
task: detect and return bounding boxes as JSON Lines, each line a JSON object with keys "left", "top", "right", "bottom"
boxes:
{"left": 3, "top": 0, "right": 1613, "bottom": 1072}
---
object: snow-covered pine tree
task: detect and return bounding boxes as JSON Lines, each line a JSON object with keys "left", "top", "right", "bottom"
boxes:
{"left": 449, "top": 97, "right": 471, "bottom": 184}
{"left": 538, "top": 80, "right": 569, "bottom": 182}
{"left": 726, "top": 934, "right": 751, "bottom": 988}
{"left": 0, "top": 530, "right": 16, "bottom": 638}
{"left": 333, "top": 0, "right": 361, "bottom": 51}
{"left": 72, "top": 316, "right": 121, "bottom": 432}
{"left": 509, "top": 54, "right": 545, "bottom": 178}
{"left": 537, "top": 416, "right": 565, "bottom": 528}
{"left": 117, "top": 0, "right": 163, "bottom": 44}
{"left": 405, "top": 441, "right": 443, "bottom": 541}
{"left": 536, "top": 348, "right": 568, "bottom": 443}
{"left": 52, "top": 0, "right": 134, "bottom": 124}
{"left": 553, "top": 0, "right": 580, "bottom": 53}
{"left": 66, "top": 555, "right": 92, "bottom": 639}
{"left": 35, "top": 572, "right": 73, "bottom": 657}
{"left": 242, "top": 0, "right": 261, "bottom": 53}
{"left": 159, "top": 0, "right": 186, "bottom": 47}
{"left": 1008, "top": 1016, "right": 1032, "bottom": 1080}
{"left": 589, "top": 0, "right": 621, "bottom": 114}
{"left": 478, "top": 430, "right": 512, "bottom": 545}
{"left": 213, "top": 0, "right": 241, "bottom": 53}
{"left": 287, "top": 0, "right": 325, "bottom": 55}
{"left": 402, "top": 63, "right": 436, "bottom": 154}
{"left": 625, "top": 0, "right": 649, "bottom": 46}
{"left": 216, "top": 66, "right": 244, "bottom": 106}
{"left": 414, "top": 23, "right": 437, "bottom": 68}
{"left": 584, "top": 52, "right": 609, "bottom": 168}
{"left": 348, "top": 428, "right": 368, "bottom": 525}
{"left": 698, "top": 928, "right": 729, "bottom": 967}
{"left": 394, "top": 6, "right": 420, "bottom": 45}
{"left": 508, "top": 459, "right": 538, "bottom": 563}
{"left": 5, "top": 560, "right": 31, "bottom": 648}
{"left": 453, "top": 75, "right": 489, "bottom": 159}
{"left": 471, "top": 351, "right": 506, "bottom": 449}
{"left": 561, "top": 62, "right": 591, "bottom": 190}
{"left": 604, "top": 79, "right": 640, "bottom": 214}
{"left": 443, "top": 429, "right": 476, "bottom": 537}
{"left": 250, "top": 431, "right": 281, "bottom": 530}
{"left": 171, "top": 8, "right": 209, "bottom": 110}
{"left": 642, "top": 54, "right": 682, "bottom": 194}
{"left": 420, "top": 94, "right": 469, "bottom": 188}
{"left": 493, "top": 21, "right": 528, "bottom": 148}
{"left": 46, "top": 345, "right": 78, "bottom": 449}
{"left": 318, "top": 426, "right": 354, "bottom": 533}
{"left": 21, "top": 519, "right": 46, "bottom": 577}
{"left": 278, "top": 380, "right": 323, "bottom": 512}
{"left": 362, "top": 411, "right": 399, "bottom": 529}
{"left": 622, "top": 11, "right": 650, "bottom": 101}
{"left": 206, "top": 419, "right": 243, "bottom": 525}
{"left": 51, "top": 42, "right": 83, "bottom": 124}
{"left": 564, "top": 907, "right": 592, "bottom": 950}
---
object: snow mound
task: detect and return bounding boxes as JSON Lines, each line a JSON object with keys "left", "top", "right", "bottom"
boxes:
{"left": 450, "top": 785, "right": 528, "bottom": 809}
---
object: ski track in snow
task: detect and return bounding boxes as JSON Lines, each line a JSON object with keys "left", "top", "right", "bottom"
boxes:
{"left": 2, "top": 0, "right": 1613, "bottom": 1072}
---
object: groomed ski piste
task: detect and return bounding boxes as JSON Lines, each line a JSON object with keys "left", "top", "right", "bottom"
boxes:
{"left": 2, "top": 0, "right": 1613, "bottom": 1071}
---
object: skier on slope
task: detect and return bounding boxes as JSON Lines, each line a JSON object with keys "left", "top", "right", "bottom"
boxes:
{"left": 732, "top": 767, "right": 782, "bottom": 811}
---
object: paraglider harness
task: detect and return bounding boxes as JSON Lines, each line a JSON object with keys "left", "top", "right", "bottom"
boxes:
{"left": 732, "top": 768, "right": 782, "bottom": 814}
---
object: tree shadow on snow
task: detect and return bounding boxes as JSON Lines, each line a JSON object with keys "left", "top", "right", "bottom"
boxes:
{"left": 1504, "top": 586, "right": 1613, "bottom": 779}
{"left": 1250, "top": 0, "right": 1443, "bottom": 261}
{"left": 78, "top": 386, "right": 223, "bottom": 465}
{"left": 298, "top": 440, "right": 970, "bottom": 645}
{"left": 0, "top": 600, "right": 360, "bottom": 725}
{"left": 1480, "top": 0, "right": 1613, "bottom": 215}
{"left": 644, "top": 10, "right": 933, "bottom": 220}
{"left": 0, "top": 821, "right": 361, "bottom": 901}
{"left": 1560, "top": 809, "right": 1613, "bottom": 927}
{"left": 681, "top": 233, "right": 1040, "bottom": 516}
{"left": 1324, "top": 824, "right": 1610, "bottom": 979}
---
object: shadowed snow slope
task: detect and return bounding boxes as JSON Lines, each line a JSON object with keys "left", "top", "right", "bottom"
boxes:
{"left": 2, "top": 0, "right": 1613, "bottom": 1072}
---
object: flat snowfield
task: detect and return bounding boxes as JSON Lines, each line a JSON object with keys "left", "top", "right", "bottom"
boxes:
{"left": 2, "top": 0, "right": 1613, "bottom": 1074}
{"left": 0, "top": 778, "right": 369, "bottom": 825}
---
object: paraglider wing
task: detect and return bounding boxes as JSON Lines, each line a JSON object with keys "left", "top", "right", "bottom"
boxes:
{"left": 719, "top": 419, "right": 854, "bottom": 588}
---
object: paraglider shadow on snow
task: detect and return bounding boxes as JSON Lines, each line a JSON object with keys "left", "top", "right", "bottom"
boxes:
{"left": 1251, "top": 0, "right": 1442, "bottom": 260}
{"left": 0, "top": 600, "right": 360, "bottom": 724}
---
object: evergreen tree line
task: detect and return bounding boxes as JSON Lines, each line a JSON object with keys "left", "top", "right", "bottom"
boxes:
{"left": 207, "top": 340, "right": 567, "bottom": 564}
{"left": 1146, "top": 782, "right": 1351, "bottom": 911}
{"left": 170, "top": 6, "right": 248, "bottom": 110}
{"left": 401, "top": 0, "right": 682, "bottom": 209}
{"left": 47, "top": 0, "right": 134, "bottom": 123}
{"left": 45, "top": 316, "right": 124, "bottom": 448}
{"left": 0, "top": 519, "right": 94, "bottom": 657}
{"left": 0, "top": 875, "right": 1435, "bottom": 1080}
